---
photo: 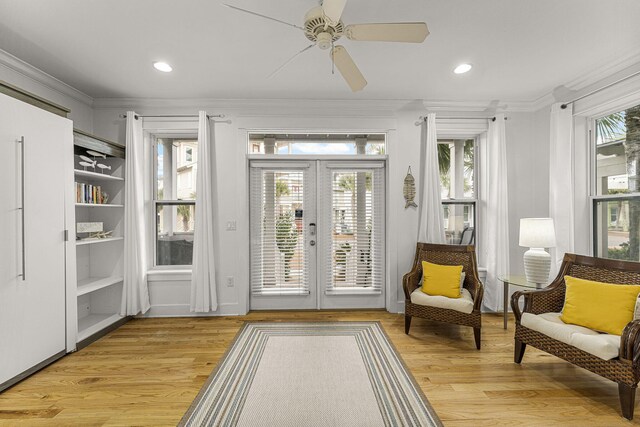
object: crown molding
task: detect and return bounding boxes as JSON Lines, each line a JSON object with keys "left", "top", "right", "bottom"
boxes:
{"left": 93, "top": 97, "right": 419, "bottom": 117}
{"left": 563, "top": 49, "right": 640, "bottom": 92}
{"left": 94, "top": 96, "right": 545, "bottom": 116}
{"left": 0, "top": 48, "right": 94, "bottom": 107}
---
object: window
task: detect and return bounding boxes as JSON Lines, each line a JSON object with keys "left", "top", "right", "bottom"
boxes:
{"left": 438, "top": 139, "right": 476, "bottom": 245}
{"left": 593, "top": 102, "right": 640, "bottom": 261}
{"left": 248, "top": 133, "right": 386, "bottom": 155}
{"left": 154, "top": 138, "right": 197, "bottom": 266}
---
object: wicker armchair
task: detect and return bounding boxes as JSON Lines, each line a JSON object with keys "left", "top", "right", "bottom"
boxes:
{"left": 403, "top": 243, "right": 484, "bottom": 349}
{"left": 511, "top": 253, "right": 640, "bottom": 420}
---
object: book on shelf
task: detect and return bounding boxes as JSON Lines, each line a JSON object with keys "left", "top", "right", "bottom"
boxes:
{"left": 75, "top": 182, "right": 108, "bottom": 204}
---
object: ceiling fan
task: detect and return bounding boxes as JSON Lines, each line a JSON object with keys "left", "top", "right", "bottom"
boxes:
{"left": 223, "top": 0, "right": 429, "bottom": 92}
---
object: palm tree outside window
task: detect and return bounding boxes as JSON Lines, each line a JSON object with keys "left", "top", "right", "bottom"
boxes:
{"left": 593, "top": 103, "right": 640, "bottom": 261}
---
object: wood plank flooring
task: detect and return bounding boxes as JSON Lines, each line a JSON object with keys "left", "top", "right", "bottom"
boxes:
{"left": 0, "top": 311, "right": 637, "bottom": 426}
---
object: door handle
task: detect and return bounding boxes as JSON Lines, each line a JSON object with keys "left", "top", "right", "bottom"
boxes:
{"left": 309, "top": 223, "right": 316, "bottom": 247}
{"left": 17, "top": 136, "right": 25, "bottom": 281}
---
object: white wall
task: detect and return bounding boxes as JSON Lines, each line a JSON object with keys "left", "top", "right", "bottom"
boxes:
{"left": 93, "top": 102, "right": 404, "bottom": 316}
{"left": 506, "top": 112, "right": 550, "bottom": 275}
{"left": 92, "top": 100, "right": 546, "bottom": 316}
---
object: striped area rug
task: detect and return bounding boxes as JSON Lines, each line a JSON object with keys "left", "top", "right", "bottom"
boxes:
{"left": 179, "top": 322, "right": 442, "bottom": 427}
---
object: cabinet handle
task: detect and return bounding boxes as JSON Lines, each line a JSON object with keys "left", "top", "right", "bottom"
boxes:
{"left": 17, "top": 136, "right": 25, "bottom": 281}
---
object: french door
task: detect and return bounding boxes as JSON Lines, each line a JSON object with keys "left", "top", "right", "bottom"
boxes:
{"left": 250, "top": 160, "right": 385, "bottom": 310}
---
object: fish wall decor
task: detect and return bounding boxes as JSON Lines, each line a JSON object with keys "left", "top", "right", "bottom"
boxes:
{"left": 404, "top": 166, "right": 417, "bottom": 208}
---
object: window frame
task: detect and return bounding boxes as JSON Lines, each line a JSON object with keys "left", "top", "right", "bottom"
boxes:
{"left": 437, "top": 137, "right": 478, "bottom": 246}
{"left": 152, "top": 136, "right": 197, "bottom": 269}
{"left": 589, "top": 103, "right": 640, "bottom": 260}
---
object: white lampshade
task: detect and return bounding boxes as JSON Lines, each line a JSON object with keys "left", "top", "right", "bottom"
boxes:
{"left": 519, "top": 218, "right": 556, "bottom": 248}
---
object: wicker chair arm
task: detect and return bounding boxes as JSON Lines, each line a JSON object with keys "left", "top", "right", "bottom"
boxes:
{"left": 620, "top": 319, "right": 640, "bottom": 363}
{"left": 402, "top": 269, "right": 421, "bottom": 300}
{"left": 510, "top": 290, "right": 526, "bottom": 322}
{"left": 465, "top": 272, "right": 484, "bottom": 311}
{"left": 510, "top": 284, "right": 565, "bottom": 323}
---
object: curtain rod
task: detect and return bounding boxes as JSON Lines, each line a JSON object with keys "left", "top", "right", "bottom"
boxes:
{"left": 414, "top": 116, "right": 505, "bottom": 126}
{"left": 119, "top": 113, "right": 225, "bottom": 120}
{"left": 561, "top": 69, "right": 640, "bottom": 109}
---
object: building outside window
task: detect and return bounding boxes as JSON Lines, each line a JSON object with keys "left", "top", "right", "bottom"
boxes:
{"left": 437, "top": 138, "right": 476, "bottom": 245}
{"left": 154, "top": 138, "right": 197, "bottom": 266}
{"left": 593, "top": 102, "right": 640, "bottom": 261}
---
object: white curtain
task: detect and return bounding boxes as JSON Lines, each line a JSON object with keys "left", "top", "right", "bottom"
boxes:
{"left": 417, "top": 113, "right": 446, "bottom": 243}
{"left": 482, "top": 114, "right": 510, "bottom": 311}
{"left": 190, "top": 111, "right": 218, "bottom": 312}
{"left": 121, "top": 111, "right": 151, "bottom": 316}
{"left": 549, "top": 103, "right": 574, "bottom": 275}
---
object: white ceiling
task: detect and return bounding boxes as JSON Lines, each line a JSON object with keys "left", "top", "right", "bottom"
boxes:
{"left": 0, "top": 0, "right": 639, "bottom": 103}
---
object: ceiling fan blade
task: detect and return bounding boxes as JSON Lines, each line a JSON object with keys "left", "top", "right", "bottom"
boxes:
{"left": 322, "top": 0, "right": 347, "bottom": 26}
{"left": 222, "top": 3, "right": 304, "bottom": 31}
{"left": 331, "top": 45, "right": 367, "bottom": 92}
{"left": 267, "top": 44, "right": 316, "bottom": 79}
{"left": 346, "top": 23, "right": 429, "bottom": 43}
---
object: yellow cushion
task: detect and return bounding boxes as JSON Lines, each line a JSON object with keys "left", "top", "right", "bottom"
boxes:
{"left": 421, "top": 261, "right": 463, "bottom": 298}
{"left": 560, "top": 276, "right": 640, "bottom": 336}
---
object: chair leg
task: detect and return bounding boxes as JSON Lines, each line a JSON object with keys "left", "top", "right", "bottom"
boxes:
{"left": 619, "top": 383, "right": 636, "bottom": 420}
{"left": 473, "top": 327, "right": 481, "bottom": 350}
{"left": 404, "top": 315, "right": 412, "bottom": 334}
{"left": 514, "top": 339, "right": 526, "bottom": 363}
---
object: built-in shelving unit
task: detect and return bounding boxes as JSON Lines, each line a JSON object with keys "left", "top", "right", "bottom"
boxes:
{"left": 72, "top": 130, "right": 127, "bottom": 346}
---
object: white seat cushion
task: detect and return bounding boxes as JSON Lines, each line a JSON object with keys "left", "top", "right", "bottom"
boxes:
{"left": 521, "top": 312, "right": 620, "bottom": 360}
{"left": 410, "top": 287, "right": 474, "bottom": 314}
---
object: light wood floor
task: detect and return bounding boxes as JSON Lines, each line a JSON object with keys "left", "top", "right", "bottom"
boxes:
{"left": 0, "top": 311, "right": 638, "bottom": 426}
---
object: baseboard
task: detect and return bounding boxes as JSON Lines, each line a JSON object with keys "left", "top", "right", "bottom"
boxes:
{"left": 0, "top": 350, "right": 66, "bottom": 393}
{"left": 141, "top": 303, "right": 241, "bottom": 317}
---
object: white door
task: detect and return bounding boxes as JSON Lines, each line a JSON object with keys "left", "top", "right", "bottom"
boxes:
{"left": 318, "top": 161, "right": 386, "bottom": 309}
{"left": 249, "top": 160, "right": 385, "bottom": 310}
{"left": 0, "top": 94, "right": 69, "bottom": 386}
{"left": 250, "top": 162, "right": 317, "bottom": 310}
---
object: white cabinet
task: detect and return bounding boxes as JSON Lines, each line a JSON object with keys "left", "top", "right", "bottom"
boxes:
{"left": 0, "top": 92, "right": 72, "bottom": 389}
{"left": 71, "top": 131, "right": 126, "bottom": 345}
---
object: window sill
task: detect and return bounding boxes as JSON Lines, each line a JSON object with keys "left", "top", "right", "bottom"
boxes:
{"left": 147, "top": 269, "right": 192, "bottom": 282}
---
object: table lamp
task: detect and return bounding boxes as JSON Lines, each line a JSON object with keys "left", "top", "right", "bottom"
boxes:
{"left": 519, "top": 218, "right": 556, "bottom": 284}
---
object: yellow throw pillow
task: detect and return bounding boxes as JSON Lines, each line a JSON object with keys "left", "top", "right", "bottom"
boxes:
{"left": 560, "top": 276, "right": 640, "bottom": 336}
{"left": 421, "top": 261, "right": 464, "bottom": 298}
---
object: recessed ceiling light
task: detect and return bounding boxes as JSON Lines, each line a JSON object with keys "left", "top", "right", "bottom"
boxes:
{"left": 153, "top": 61, "right": 173, "bottom": 72}
{"left": 453, "top": 63, "right": 472, "bottom": 74}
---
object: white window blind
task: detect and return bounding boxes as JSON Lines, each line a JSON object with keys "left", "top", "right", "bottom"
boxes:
{"left": 321, "top": 164, "right": 385, "bottom": 294}
{"left": 250, "top": 165, "right": 312, "bottom": 295}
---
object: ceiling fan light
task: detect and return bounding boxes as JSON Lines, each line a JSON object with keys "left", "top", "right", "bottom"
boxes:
{"left": 454, "top": 63, "right": 472, "bottom": 74}
{"left": 153, "top": 61, "right": 173, "bottom": 72}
